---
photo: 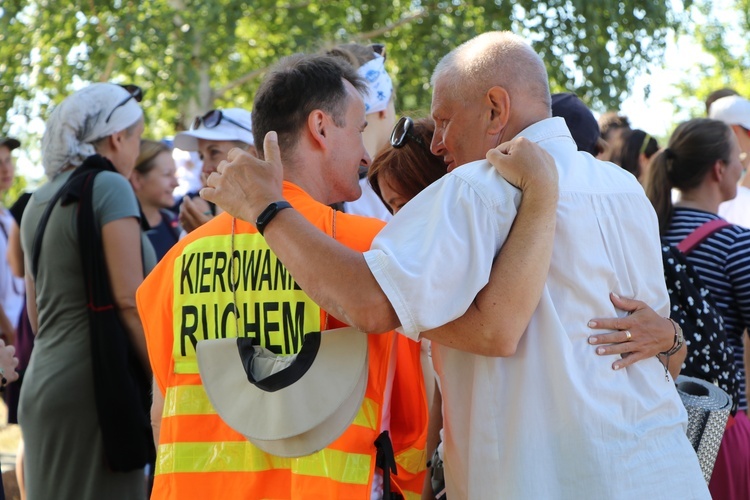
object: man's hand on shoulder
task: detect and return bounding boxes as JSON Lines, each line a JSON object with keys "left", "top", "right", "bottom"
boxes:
{"left": 486, "top": 137, "right": 558, "bottom": 200}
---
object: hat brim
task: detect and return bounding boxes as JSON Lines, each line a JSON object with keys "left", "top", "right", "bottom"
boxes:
{"left": 173, "top": 129, "right": 222, "bottom": 152}
{"left": 174, "top": 127, "right": 252, "bottom": 151}
{"left": 197, "top": 327, "right": 368, "bottom": 457}
{"left": 250, "top": 360, "right": 367, "bottom": 457}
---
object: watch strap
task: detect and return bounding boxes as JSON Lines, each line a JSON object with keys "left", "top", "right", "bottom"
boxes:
{"left": 256, "top": 201, "right": 292, "bottom": 236}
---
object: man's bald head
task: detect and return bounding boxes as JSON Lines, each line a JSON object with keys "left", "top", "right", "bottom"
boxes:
{"left": 431, "top": 31, "right": 551, "bottom": 115}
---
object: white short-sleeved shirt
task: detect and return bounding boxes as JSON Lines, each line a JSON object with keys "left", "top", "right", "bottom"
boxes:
{"left": 343, "top": 178, "right": 392, "bottom": 223}
{"left": 364, "top": 117, "right": 709, "bottom": 499}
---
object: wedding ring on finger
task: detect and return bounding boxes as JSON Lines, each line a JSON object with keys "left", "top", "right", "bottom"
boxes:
{"left": 624, "top": 330, "right": 632, "bottom": 342}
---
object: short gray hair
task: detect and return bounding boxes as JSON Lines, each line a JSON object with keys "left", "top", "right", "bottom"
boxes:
{"left": 431, "top": 31, "right": 551, "bottom": 111}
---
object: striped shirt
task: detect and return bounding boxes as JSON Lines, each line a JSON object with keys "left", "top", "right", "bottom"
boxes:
{"left": 664, "top": 207, "right": 750, "bottom": 410}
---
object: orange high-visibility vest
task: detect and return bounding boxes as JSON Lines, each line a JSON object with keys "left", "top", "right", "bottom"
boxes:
{"left": 138, "top": 182, "right": 427, "bottom": 499}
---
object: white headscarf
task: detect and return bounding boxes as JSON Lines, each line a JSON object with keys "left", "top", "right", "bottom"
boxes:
{"left": 357, "top": 53, "right": 393, "bottom": 115}
{"left": 41, "top": 83, "right": 144, "bottom": 178}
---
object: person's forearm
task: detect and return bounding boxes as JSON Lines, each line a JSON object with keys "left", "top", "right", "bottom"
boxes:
{"left": 422, "top": 385, "right": 443, "bottom": 500}
{"left": 262, "top": 209, "right": 399, "bottom": 333}
{"left": 421, "top": 184, "right": 557, "bottom": 355}
{"left": 7, "top": 222, "right": 24, "bottom": 278}
{"left": 0, "top": 307, "right": 15, "bottom": 346}
{"left": 24, "top": 272, "right": 38, "bottom": 334}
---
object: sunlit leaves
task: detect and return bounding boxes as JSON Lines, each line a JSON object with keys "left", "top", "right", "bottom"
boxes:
{"left": 2, "top": 0, "right": 673, "bottom": 139}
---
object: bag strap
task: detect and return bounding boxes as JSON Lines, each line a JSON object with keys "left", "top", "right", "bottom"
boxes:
{"left": 677, "top": 219, "right": 730, "bottom": 255}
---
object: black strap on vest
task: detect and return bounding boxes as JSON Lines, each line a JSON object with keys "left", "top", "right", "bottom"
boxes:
{"left": 236, "top": 332, "right": 321, "bottom": 392}
{"left": 375, "top": 430, "right": 403, "bottom": 499}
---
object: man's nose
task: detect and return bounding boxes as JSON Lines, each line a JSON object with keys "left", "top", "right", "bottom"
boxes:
{"left": 430, "top": 132, "right": 444, "bottom": 157}
{"left": 361, "top": 150, "right": 372, "bottom": 169}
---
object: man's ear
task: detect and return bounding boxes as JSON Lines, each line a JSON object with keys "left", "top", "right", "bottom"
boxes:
{"left": 307, "top": 109, "right": 329, "bottom": 151}
{"left": 486, "top": 86, "right": 511, "bottom": 135}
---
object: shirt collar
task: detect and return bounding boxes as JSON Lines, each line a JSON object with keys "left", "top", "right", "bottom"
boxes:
{"left": 515, "top": 117, "right": 577, "bottom": 150}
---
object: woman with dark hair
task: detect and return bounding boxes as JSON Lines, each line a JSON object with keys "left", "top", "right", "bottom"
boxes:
{"left": 645, "top": 117, "right": 750, "bottom": 500}
{"left": 368, "top": 118, "right": 445, "bottom": 214}
{"left": 608, "top": 128, "right": 659, "bottom": 181}
{"left": 19, "top": 83, "right": 155, "bottom": 499}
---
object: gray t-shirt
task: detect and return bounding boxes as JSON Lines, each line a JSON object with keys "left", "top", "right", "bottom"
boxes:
{"left": 18, "top": 168, "right": 155, "bottom": 500}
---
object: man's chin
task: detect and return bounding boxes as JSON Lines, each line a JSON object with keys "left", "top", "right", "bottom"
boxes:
{"left": 339, "top": 186, "right": 364, "bottom": 204}
{"left": 349, "top": 187, "right": 364, "bottom": 202}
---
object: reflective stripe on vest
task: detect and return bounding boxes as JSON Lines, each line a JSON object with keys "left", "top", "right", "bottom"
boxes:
{"left": 156, "top": 441, "right": 372, "bottom": 485}
{"left": 396, "top": 445, "right": 428, "bottom": 476}
{"left": 163, "top": 385, "right": 216, "bottom": 417}
{"left": 162, "top": 383, "right": 379, "bottom": 433}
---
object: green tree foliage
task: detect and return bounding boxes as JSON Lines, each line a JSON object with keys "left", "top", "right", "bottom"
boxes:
{"left": 2, "top": 0, "right": 675, "bottom": 139}
{"left": 674, "top": 0, "right": 750, "bottom": 115}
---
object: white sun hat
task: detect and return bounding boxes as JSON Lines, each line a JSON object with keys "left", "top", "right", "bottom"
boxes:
{"left": 174, "top": 108, "right": 254, "bottom": 151}
{"left": 197, "top": 327, "right": 368, "bottom": 458}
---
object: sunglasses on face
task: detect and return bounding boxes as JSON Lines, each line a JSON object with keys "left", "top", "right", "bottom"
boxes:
{"left": 390, "top": 116, "right": 426, "bottom": 149}
{"left": 105, "top": 84, "right": 143, "bottom": 123}
{"left": 191, "top": 109, "right": 252, "bottom": 133}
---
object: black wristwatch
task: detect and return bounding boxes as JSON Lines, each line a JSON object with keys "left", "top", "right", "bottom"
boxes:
{"left": 255, "top": 201, "right": 292, "bottom": 236}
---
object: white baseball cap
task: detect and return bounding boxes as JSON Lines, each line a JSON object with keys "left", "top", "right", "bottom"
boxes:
{"left": 174, "top": 108, "right": 254, "bottom": 151}
{"left": 197, "top": 326, "right": 368, "bottom": 458}
{"left": 709, "top": 95, "right": 750, "bottom": 129}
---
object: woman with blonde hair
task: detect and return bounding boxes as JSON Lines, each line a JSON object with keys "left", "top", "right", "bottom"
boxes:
{"left": 131, "top": 139, "right": 180, "bottom": 260}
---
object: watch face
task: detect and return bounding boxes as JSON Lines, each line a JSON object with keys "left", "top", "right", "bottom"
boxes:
{"left": 258, "top": 203, "right": 278, "bottom": 224}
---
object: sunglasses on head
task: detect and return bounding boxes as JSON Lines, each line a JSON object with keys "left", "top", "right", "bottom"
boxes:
{"left": 191, "top": 109, "right": 252, "bottom": 133}
{"left": 105, "top": 84, "right": 143, "bottom": 124}
{"left": 390, "top": 116, "right": 426, "bottom": 149}
{"left": 371, "top": 43, "right": 386, "bottom": 61}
